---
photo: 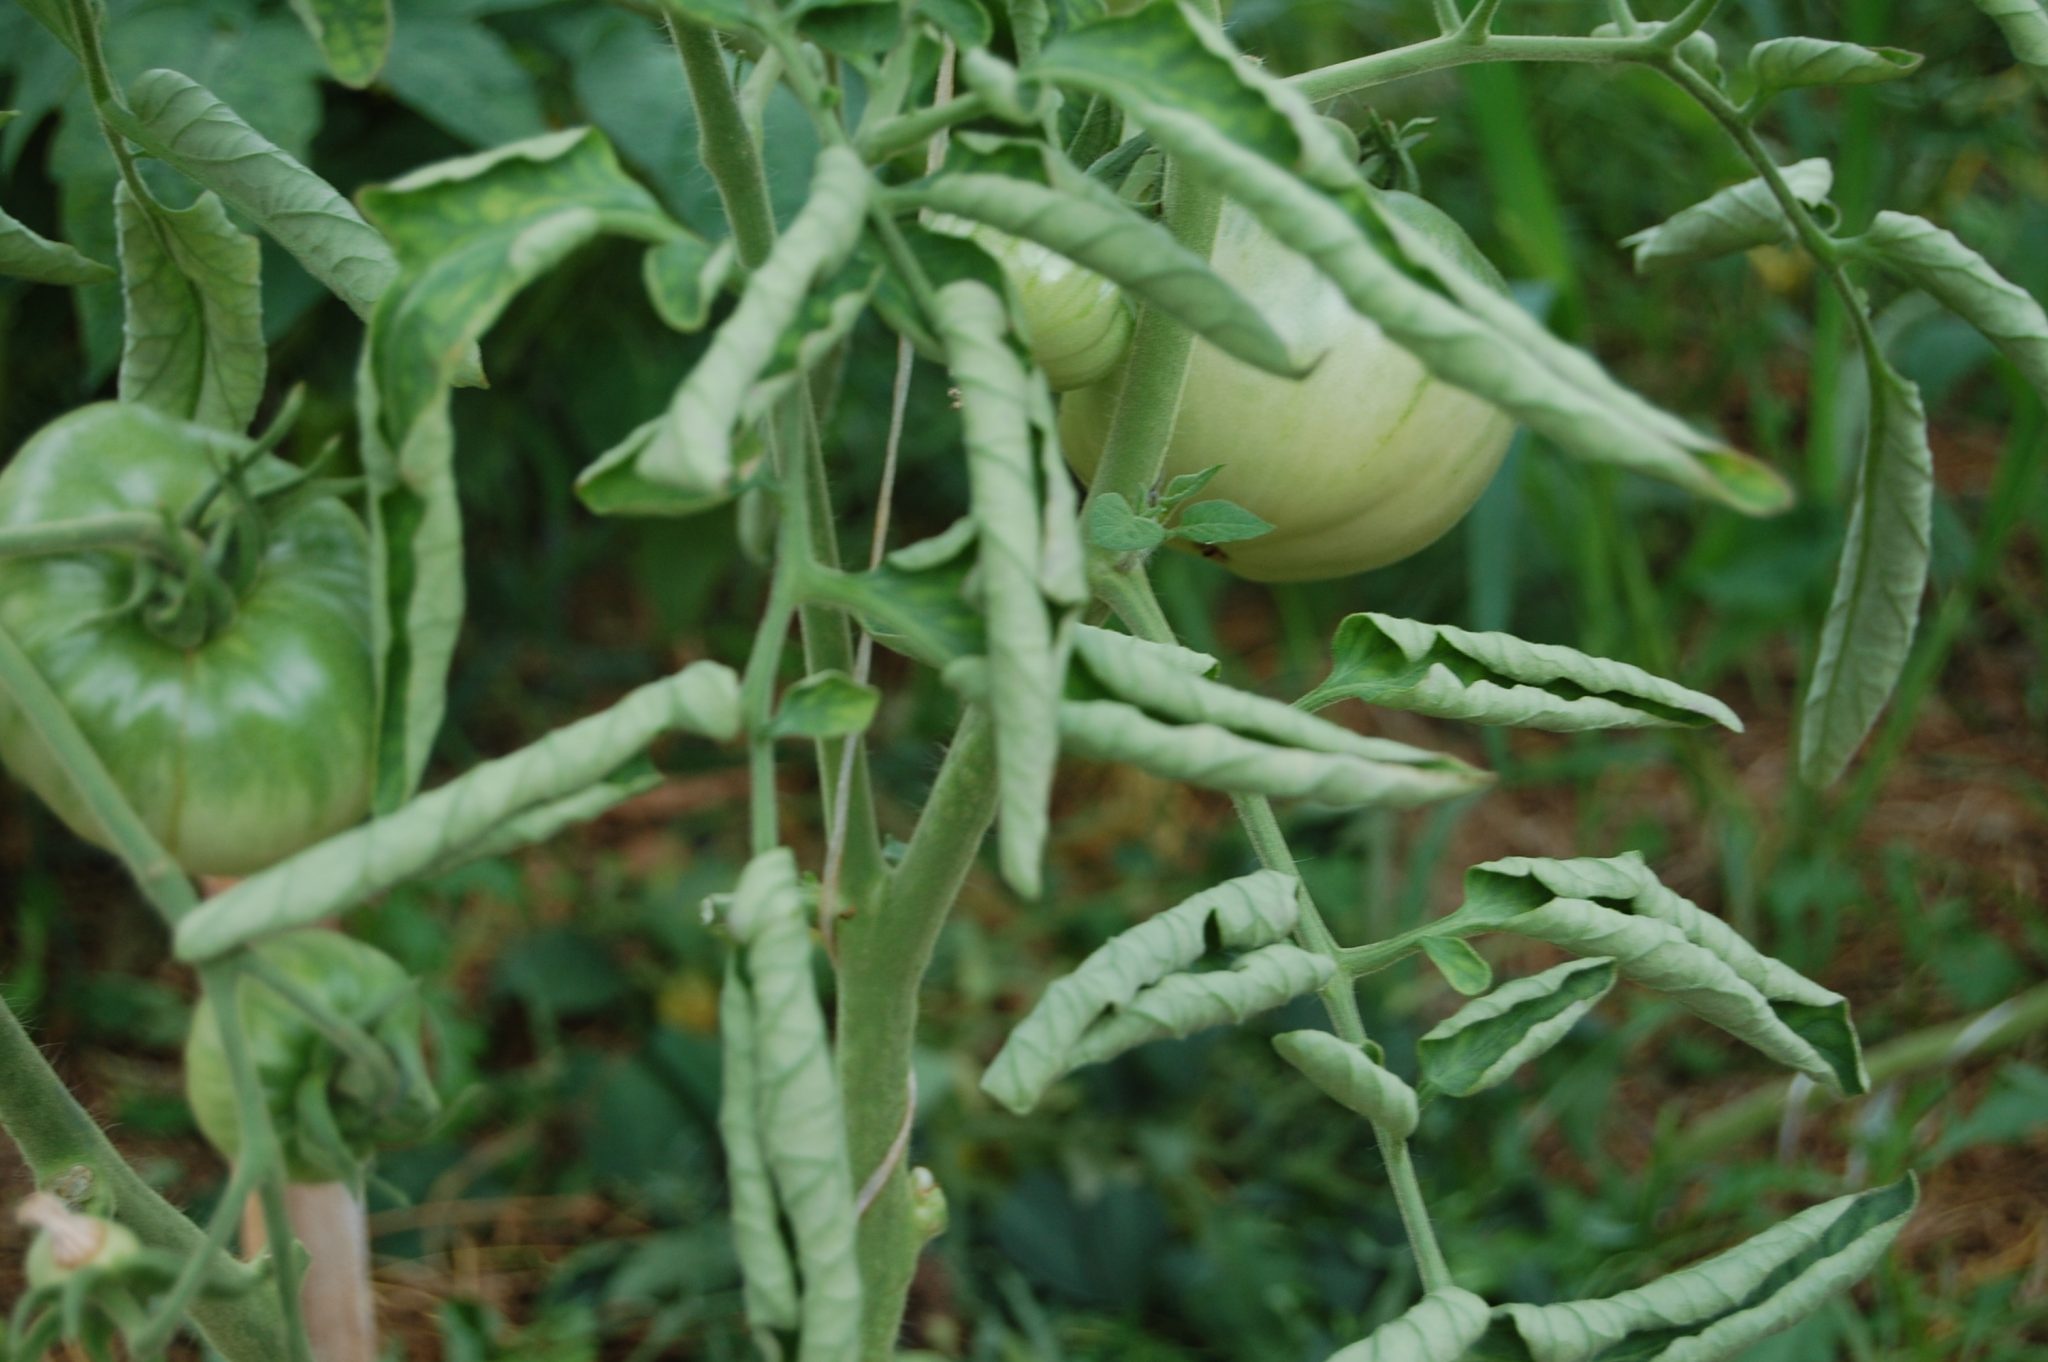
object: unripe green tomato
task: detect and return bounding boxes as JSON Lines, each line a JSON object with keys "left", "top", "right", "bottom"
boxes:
{"left": 941, "top": 220, "right": 1134, "bottom": 391}
{"left": 184, "top": 929, "right": 438, "bottom": 1182}
{"left": 1060, "top": 199, "right": 1515, "bottom": 582}
{"left": 0, "top": 402, "right": 375, "bottom": 875}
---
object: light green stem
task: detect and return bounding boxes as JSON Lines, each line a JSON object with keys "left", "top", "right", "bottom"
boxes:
{"left": 836, "top": 707, "right": 1000, "bottom": 1359}
{"left": 857, "top": 91, "right": 993, "bottom": 162}
{"left": 0, "top": 512, "right": 198, "bottom": 564}
{"left": 0, "top": 994, "right": 287, "bottom": 1359}
{"left": 669, "top": 11, "right": 778, "bottom": 269}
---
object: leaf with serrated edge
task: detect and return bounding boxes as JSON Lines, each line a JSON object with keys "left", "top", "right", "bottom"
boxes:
{"left": 981, "top": 870, "right": 1301, "bottom": 1114}
{"left": 1073, "top": 624, "right": 1484, "bottom": 775}
{"left": 1747, "top": 39, "right": 1920, "bottom": 102}
{"left": 1273, "top": 1030, "right": 1419, "bottom": 1139}
{"left": 935, "top": 278, "right": 1064, "bottom": 898}
{"left": 1419, "top": 959, "right": 1616, "bottom": 1097}
{"left": 1855, "top": 212, "right": 2048, "bottom": 406}
{"left": 1171, "top": 498, "right": 1274, "bottom": 545}
{"left": 359, "top": 129, "right": 679, "bottom": 804}
{"left": 1622, "top": 160, "right": 1833, "bottom": 273}
{"left": 118, "top": 71, "right": 397, "bottom": 323}
{"left": 1457, "top": 853, "right": 1866, "bottom": 1093}
{"left": 0, "top": 200, "right": 113, "bottom": 285}
{"left": 115, "top": 182, "right": 265, "bottom": 434}
{"left": 577, "top": 146, "right": 869, "bottom": 516}
{"left": 726, "top": 849, "right": 863, "bottom": 1358}
{"left": 1328, "top": 1288, "right": 1491, "bottom": 1362}
{"left": 1489, "top": 1179, "right": 1917, "bottom": 1362}
{"left": 1300, "top": 613, "right": 1743, "bottom": 733}
{"left": 1798, "top": 358, "right": 1931, "bottom": 786}
{"left": 174, "top": 661, "right": 741, "bottom": 960}
{"left": 1085, "top": 491, "right": 1167, "bottom": 552}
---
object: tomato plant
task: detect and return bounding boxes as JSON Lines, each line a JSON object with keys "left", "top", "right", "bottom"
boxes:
{"left": 1, "top": 1, "right": 2042, "bottom": 1360}
{"left": 0, "top": 403, "right": 375, "bottom": 877}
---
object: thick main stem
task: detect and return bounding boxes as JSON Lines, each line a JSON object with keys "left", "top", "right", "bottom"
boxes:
{"left": 669, "top": 13, "right": 778, "bottom": 270}
{"left": 835, "top": 708, "right": 1000, "bottom": 1359}
{"left": 0, "top": 995, "right": 288, "bottom": 1359}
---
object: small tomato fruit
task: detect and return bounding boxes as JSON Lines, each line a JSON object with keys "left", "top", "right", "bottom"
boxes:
{"left": 0, "top": 403, "right": 375, "bottom": 876}
{"left": 184, "top": 928, "right": 439, "bottom": 1183}
{"left": 1060, "top": 198, "right": 1515, "bottom": 582}
{"left": 17, "top": 1194, "right": 142, "bottom": 1288}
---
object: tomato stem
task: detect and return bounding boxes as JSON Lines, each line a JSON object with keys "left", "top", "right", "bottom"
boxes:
{"left": 669, "top": 12, "right": 779, "bottom": 271}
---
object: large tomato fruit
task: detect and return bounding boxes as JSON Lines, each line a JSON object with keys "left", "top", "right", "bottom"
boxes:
{"left": 184, "top": 928, "right": 438, "bottom": 1183}
{"left": 0, "top": 402, "right": 375, "bottom": 876}
{"left": 1061, "top": 197, "right": 1516, "bottom": 582}
{"left": 942, "top": 222, "right": 1134, "bottom": 391}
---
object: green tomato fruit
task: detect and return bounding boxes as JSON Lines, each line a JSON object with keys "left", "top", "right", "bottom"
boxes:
{"left": 0, "top": 402, "right": 375, "bottom": 876}
{"left": 184, "top": 928, "right": 439, "bottom": 1183}
{"left": 1060, "top": 198, "right": 1515, "bottom": 582}
{"left": 940, "top": 220, "right": 1135, "bottom": 391}
{"left": 19, "top": 1194, "right": 141, "bottom": 1288}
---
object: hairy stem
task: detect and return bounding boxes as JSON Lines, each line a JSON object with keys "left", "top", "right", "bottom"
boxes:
{"left": 857, "top": 91, "right": 993, "bottom": 163}
{"left": 669, "top": 12, "right": 778, "bottom": 269}
{"left": 836, "top": 708, "right": 1000, "bottom": 1359}
{"left": 0, "top": 994, "right": 287, "bottom": 1359}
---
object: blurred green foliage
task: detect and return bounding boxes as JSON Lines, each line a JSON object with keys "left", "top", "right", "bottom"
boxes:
{"left": 2, "top": 0, "right": 2045, "bottom": 1357}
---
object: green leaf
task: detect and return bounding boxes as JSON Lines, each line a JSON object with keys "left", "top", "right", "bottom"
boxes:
{"left": 1621, "top": 160, "right": 1834, "bottom": 273}
{"left": 114, "top": 182, "right": 266, "bottom": 435}
{"left": 1272, "top": 1030, "right": 1419, "bottom": 1139}
{"left": 1030, "top": 2, "right": 1791, "bottom": 517}
{"left": 173, "top": 661, "right": 741, "bottom": 961}
{"left": 934, "top": 278, "right": 1069, "bottom": 898}
{"left": 724, "top": 848, "right": 864, "bottom": 1359}
{"left": 1160, "top": 464, "right": 1222, "bottom": 506}
{"left": 1973, "top": 0, "right": 2048, "bottom": 87}
{"left": 11, "top": 0, "right": 82, "bottom": 57}
{"left": 717, "top": 956, "right": 800, "bottom": 1334}
{"left": 1454, "top": 853, "right": 1867, "bottom": 1094}
{"left": 0, "top": 198, "right": 113, "bottom": 285}
{"left": 1299, "top": 613, "right": 1744, "bottom": 733}
{"left": 1418, "top": 959, "right": 1616, "bottom": 1098}
{"left": 795, "top": 0, "right": 902, "bottom": 57}
{"left": 1069, "top": 624, "right": 1489, "bottom": 792}
{"left": 437, "top": 762, "right": 662, "bottom": 870}
{"left": 1169, "top": 498, "right": 1273, "bottom": 545}
{"left": 358, "top": 129, "right": 681, "bottom": 807}
{"left": 1483, "top": 1179, "right": 1918, "bottom": 1362}
{"left": 1746, "top": 39, "right": 1921, "bottom": 103}
{"left": 1084, "top": 491, "right": 1167, "bottom": 551}
{"left": 769, "top": 670, "right": 882, "bottom": 740}
{"left": 1069, "top": 943, "right": 1337, "bottom": 1069}
{"left": 898, "top": 162, "right": 1301, "bottom": 377}
{"left": 1854, "top": 211, "right": 2048, "bottom": 407}
{"left": 1797, "top": 358, "right": 1932, "bottom": 787}
{"left": 980, "top": 869, "right": 1315, "bottom": 1115}
{"left": 578, "top": 146, "right": 870, "bottom": 518}
{"left": 285, "top": 0, "right": 392, "bottom": 88}
{"left": 918, "top": 0, "right": 993, "bottom": 49}
{"left": 1328, "top": 1288, "right": 1491, "bottom": 1362}
{"left": 1421, "top": 936, "right": 1493, "bottom": 998}
{"left": 802, "top": 550, "right": 987, "bottom": 671}
{"left": 381, "top": 17, "right": 548, "bottom": 149}
{"left": 118, "top": 70, "right": 398, "bottom": 324}
{"left": 642, "top": 233, "right": 732, "bottom": 333}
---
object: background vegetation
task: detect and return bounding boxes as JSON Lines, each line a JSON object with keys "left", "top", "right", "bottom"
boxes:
{"left": 2, "top": 0, "right": 2044, "bottom": 1357}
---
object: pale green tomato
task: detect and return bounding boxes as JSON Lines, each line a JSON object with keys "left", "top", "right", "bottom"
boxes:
{"left": 1060, "top": 199, "right": 1514, "bottom": 583}
{"left": 939, "top": 219, "right": 1134, "bottom": 391}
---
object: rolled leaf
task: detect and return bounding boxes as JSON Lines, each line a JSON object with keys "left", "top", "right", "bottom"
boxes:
{"left": 1746, "top": 39, "right": 1921, "bottom": 103}
{"left": 1854, "top": 211, "right": 2048, "bottom": 405}
{"left": 935, "top": 278, "right": 1068, "bottom": 898}
{"left": 1798, "top": 357, "right": 1932, "bottom": 786}
{"left": 643, "top": 233, "right": 733, "bottom": 333}
{"left": 981, "top": 869, "right": 1302, "bottom": 1114}
{"left": 1298, "top": 613, "right": 1742, "bottom": 734}
{"left": 1328, "top": 1287, "right": 1491, "bottom": 1362}
{"left": 726, "top": 849, "right": 863, "bottom": 1360}
{"left": 1972, "top": 0, "right": 2048, "bottom": 86}
{"left": 577, "top": 146, "right": 870, "bottom": 517}
{"left": 0, "top": 200, "right": 113, "bottom": 285}
{"left": 117, "top": 71, "right": 398, "bottom": 323}
{"left": 173, "top": 661, "right": 741, "bottom": 960}
{"left": 1273, "top": 1029, "right": 1419, "bottom": 1139}
{"left": 1028, "top": 3, "right": 1791, "bottom": 516}
{"left": 356, "top": 129, "right": 679, "bottom": 806}
{"left": 1621, "top": 160, "right": 1833, "bottom": 273}
{"left": 114, "top": 182, "right": 265, "bottom": 434}
{"left": 434, "top": 762, "right": 662, "bottom": 871}
{"left": 1418, "top": 959, "right": 1617, "bottom": 1098}
{"left": 1457, "top": 854, "right": 1866, "bottom": 1094}
{"left": 1068, "top": 944, "right": 1336, "bottom": 1068}
{"left": 717, "top": 955, "right": 800, "bottom": 1334}
{"left": 1483, "top": 1178, "right": 1917, "bottom": 1362}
